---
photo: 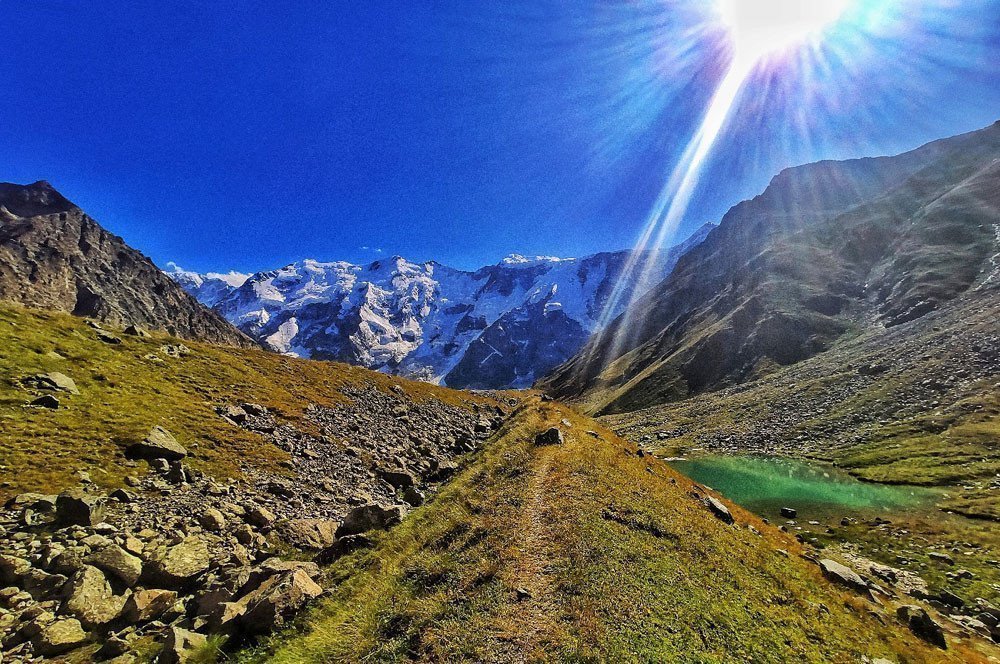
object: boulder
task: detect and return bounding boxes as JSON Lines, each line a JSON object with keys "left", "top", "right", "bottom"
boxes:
{"left": 929, "top": 551, "right": 954, "bottom": 565}
{"left": 21, "top": 568, "right": 68, "bottom": 600}
{"left": 316, "top": 534, "right": 372, "bottom": 564}
{"left": 143, "top": 536, "right": 211, "bottom": 588}
{"left": 819, "top": 559, "right": 870, "bottom": 595}
{"left": 0, "top": 555, "right": 31, "bottom": 585}
{"left": 939, "top": 589, "right": 964, "bottom": 609}
{"left": 246, "top": 505, "right": 276, "bottom": 529}
{"left": 534, "top": 428, "right": 564, "bottom": 446}
{"left": 277, "top": 519, "right": 339, "bottom": 551}
{"left": 96, "top": 330, "right": 123, "bottom": 344}
{"left": 897, "top": 605, "right": 947, "bottom": 649}
{"left": 378, "top": 468, "right": 417, "bottom": 490}
{"left": 29, "top": 394, "right": 60, "bottom": 409}
{"left": 427, "top": 459, "right": 458, "bottom": 482}
{"left": 122, "top": 588, "right": 178, "bottom": 623}
{"left": 336, "top": 504, "right": 406, "bottom": 537}
{"left": 110, "top": 488, "right": 138, "bottom": 503}
{"left": 199, "top": 508, "right": 227, "bottom": 532}
{"left": 87, "top": 544, "right": 143, "bottom": 588}
{"left": 217, "top": 404, "right": 247, "bottom": 424}
{"left": 5, "top": 492, "right": 57, "bottom": 511}
{"left": 159, "top": 626, "right": 208, "bottom": 664}
{"left": 23, "top": 372, "right": 79, "bottom": 394}
{"left": 123, "top": 324, "right": 148, "bottom": 337}
{"left": 243, "top": 559, "right": 321, "bottom": 595}
{"left": 403, "top": 486, "right": 425, "bottom": 507}
{"left": 780, "top": 507, "right": 797, "bottom": 519}
{"left": 32, "top": 618, "right": 89, "bottom": 656}
{"left": 56, "top": 489, "right": 107, "bottom": 526}
{"left": 706, "top": 497, "right": 734, "bottom": 525}
{"left": 62, "top": 565, "right": 126, "bottom": 628}
{"left": 239, "top": 568, "right": 323, "bottom": 635}
{"left": 126, "top": 426, "right": 188, "bottom": 461}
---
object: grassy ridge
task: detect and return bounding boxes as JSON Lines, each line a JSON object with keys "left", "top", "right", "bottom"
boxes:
{"left": 243, "top": 399, "right": 982, "bottom": 663}
{"left": 0, "top": 304, "right": 497, "bottom": 501}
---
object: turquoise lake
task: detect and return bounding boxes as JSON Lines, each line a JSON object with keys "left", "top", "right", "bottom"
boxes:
{"left": 668, "top": 455, "right": 937, "bottom": 521}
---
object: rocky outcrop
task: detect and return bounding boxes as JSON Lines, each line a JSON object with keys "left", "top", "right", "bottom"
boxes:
{"left": 0, "top": 181, "right": 254, "bottom": 348}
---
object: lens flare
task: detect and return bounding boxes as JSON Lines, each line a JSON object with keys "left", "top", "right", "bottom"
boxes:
{"left": 591, "top": 0, "right": 856, "bottom": 367}
{"left": 719, "top": 0, "right": 850, "bottom": 69}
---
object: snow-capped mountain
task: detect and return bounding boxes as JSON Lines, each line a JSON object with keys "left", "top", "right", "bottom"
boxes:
{"left": 166, "top": 224, "right": 715, "bottom": 388}
{"left": 165, "top": 263, "right": 251, "bottom": 307}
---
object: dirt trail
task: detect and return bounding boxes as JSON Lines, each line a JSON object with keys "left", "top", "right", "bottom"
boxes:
{"left": 500, "top": 446, "right": 564, "bottom": 662}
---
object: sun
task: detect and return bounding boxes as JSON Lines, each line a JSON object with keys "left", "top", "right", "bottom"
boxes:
{"left": 718, "top": 0, "right": 851, "bottom": 68}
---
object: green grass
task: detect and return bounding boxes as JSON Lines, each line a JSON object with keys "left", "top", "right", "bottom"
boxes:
{"left": 240, "top": 399, "right": 984, "bottom": 663}
{"left": 0, "top": 304, "right": 499, "bottom": 501}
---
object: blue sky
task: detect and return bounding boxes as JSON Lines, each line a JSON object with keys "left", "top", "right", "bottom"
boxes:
{"left": 2, "top": 1, "right": 999, "bottom": 273}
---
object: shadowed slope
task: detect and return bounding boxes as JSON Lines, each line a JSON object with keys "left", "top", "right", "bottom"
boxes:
{"left": 541, "top": 121, "right": 1000, "bottom": 415}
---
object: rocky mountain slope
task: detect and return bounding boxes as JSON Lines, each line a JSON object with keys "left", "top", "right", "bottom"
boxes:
{"left": 542, "top": 121, "right": 1000, "bottom": 415}
{"left": 1, "top": 307, "right": 991, "bottom": 662}
{"left": 167, "top": 225, "right": 714, "bottom": 389}
{"left": 0, "top": 303, "right": 514, "bottom": 662}
{"left": 0, "top": 181, "right": 253, "bottom": 348}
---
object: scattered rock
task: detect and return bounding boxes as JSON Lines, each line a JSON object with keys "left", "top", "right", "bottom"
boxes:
{"left": 87, "top": 544, "right": 143, "bottom": 588}
{"left": 143, "top": 536, "right": 210, "bottom": 588}
{"left": 28, "top": 394, "right": 60, "bottom": 409}
{"left": 126, "top": 426, "right": 188, "bottom": 461}
{"left": 336, "top": 504, "right": 406, "bottom": 537}
{"left": 122, "top": 588, "right": 178, "bottom": 623}
{"left": 246, "top": 505, "right": 276, "bottom": 529}
{"left": 929, "top": 552, "right": 955, "bottom": 565}
{"left": 22, "top": 371, "right": 79, "bottom": 394}
{"left": 239, "top": 568, "right": 323, "bottom": 635}
{"left": 534, "top": 427, "right": 564, "bottom": 446}
{"left": 705, "top": 497, "right": 734, "bottom": 525}
{"left": 62, "top": 565, "right": 126, "bottom": 628}
{"left": 819, "top": 559, "right": 871, "bottom": 596}
{"left": 277, "top": 519, "right": 339, "bottom": 551}
{"left": 780, "top": 507, "right": 797, "bottom": 519}
{"left": 96, "top": 330, "right": 123, "bottom": 344}
{"left": 378, "top": 468, "right": 417, "bottom": 490}
{"left": 160, "top": 625, "right": 209, "bottom": 664}
{"left": 897, "top": 605, "right": 947, "bottom": 649}
{"left": 32, "top": 618, "right": 89, "bottom": 656}
{"left": 198, "top": 508, "right": 227, "bottom": 532}
{"left": 56, "top": 489, "right": 107, "bottom": 526}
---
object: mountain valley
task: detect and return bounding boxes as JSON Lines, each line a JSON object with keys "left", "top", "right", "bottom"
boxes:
{"left": 0, "top": 122, "right": 999, "bottom": 663}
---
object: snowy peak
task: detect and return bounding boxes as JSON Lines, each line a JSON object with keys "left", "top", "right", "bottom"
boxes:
{"left": 167, "top": 224, "right": 715, "bottom": 388}
{"left": 500, "top": 254, "right": 573, "bottom": 268}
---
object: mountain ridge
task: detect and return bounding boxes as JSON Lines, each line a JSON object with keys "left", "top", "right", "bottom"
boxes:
{"left": 0, "top": 180, "right": 255, "bottom": 348}
{"left": 541, "top": 120, "right": 1000, "bottom": 414}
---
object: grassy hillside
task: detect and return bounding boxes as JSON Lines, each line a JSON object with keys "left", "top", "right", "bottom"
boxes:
{"left": 241, "top": 398, "right": 985, "bottom": 663}
{"left": 0, "top": 303, "right": 498, "bottom": 501}
{"left": 604, "top": 287, "right": 1000, "bottom": 610}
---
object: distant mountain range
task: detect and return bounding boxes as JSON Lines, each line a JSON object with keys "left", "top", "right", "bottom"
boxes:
{"left": 543, "top": 121, "right": 1000, "bottom": 414}
{"left": 167, "top": 226, "right": 715, "bottom": 389}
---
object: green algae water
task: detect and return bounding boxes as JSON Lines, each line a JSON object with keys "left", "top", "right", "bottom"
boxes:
{"left": 669, "top": 456, "right": 937, "bottom": 521}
